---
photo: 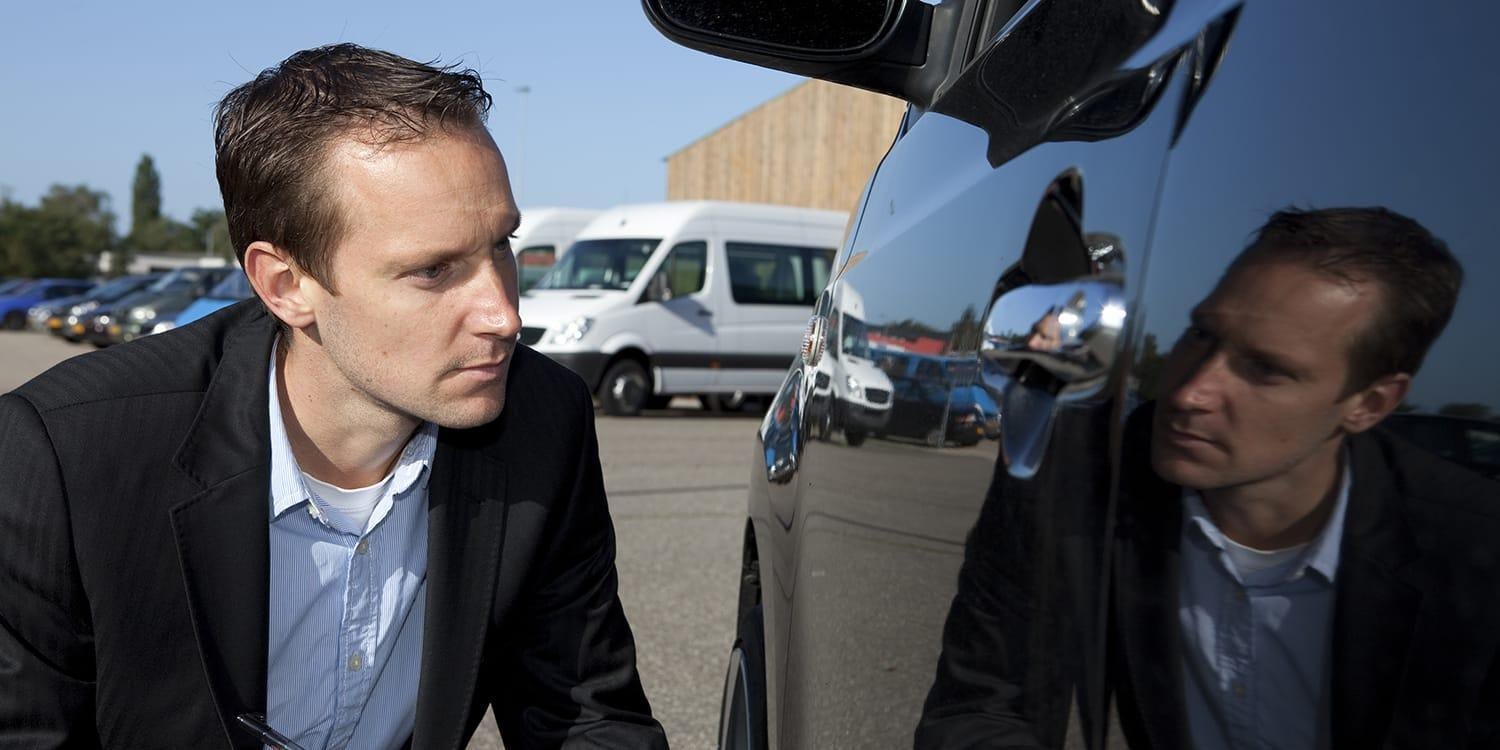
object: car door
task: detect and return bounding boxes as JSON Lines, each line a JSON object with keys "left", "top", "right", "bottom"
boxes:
{"left": 717, "top": 240, "right": 835, "bottom": 395}
{"left": 754, "top": 2, "right": 1192, "bottom": 746}
{"left": 638, "top": 239, "right": 721, "bottom": 392}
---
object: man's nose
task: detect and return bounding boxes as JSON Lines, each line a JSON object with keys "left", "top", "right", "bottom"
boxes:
{"left": 1166, "top": 351, "right": 1225, "bottom": 412}
{"left": 473, "top": 256, "right": 522, "bottom": 340}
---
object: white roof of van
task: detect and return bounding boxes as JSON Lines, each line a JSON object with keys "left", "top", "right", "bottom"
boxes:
{"left": 576, "top": 200, "right": 847, "bottom": 239}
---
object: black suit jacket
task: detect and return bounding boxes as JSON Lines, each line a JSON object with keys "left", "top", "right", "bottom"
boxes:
{"left": 919, "top": 405, "right": 1500, "bottom": 748}
{"left": 0, "top": 301, "right": 668, "bottom": 749}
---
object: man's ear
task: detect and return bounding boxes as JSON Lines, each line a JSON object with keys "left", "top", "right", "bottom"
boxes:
{"left": 1341, "top": 372, "right": 1411, "bottom": 434}
{"left": 244, "top": 241, "right": 317, "bottom": 329}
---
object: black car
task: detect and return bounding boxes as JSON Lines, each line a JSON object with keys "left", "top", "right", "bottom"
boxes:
{"left": 648, "top": 1, "right": 1500, "bottom": 748}
{"left": 85, "top": 267, "right": 232, "bottom": 347}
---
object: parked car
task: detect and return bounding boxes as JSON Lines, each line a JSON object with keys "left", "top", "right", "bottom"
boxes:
{"left": 647, "top": 1, "right": 1500, "bottom": 748}
{"left": 1384, "top": 412, "right": 1500, "bottom": 481}
{"left": 512, "top": 207, "right": 601, "bottom": 292}
{"left": 85, "top": 267, "right": 232, "bottom": 346}
{"left": 38, "top": 274, "right": 160, "bottom": 340}
{"left": 524, "top": 201, "right": 846, "bottom": 415}
{"left": 0, "top": 278, "right": 30, "bottom": 297}
{"left": 0, "top": 278, "right": 94, "bottom": 329}
{"left": 172, "top": 271, "right": 253, "bottom": 328}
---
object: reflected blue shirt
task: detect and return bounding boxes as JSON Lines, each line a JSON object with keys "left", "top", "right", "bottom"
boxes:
{"left": 266, "top": 347, "right": 436, "bottom": 750}
{"left": 1178, "top": 457, "right": 1351, "bottom": 750}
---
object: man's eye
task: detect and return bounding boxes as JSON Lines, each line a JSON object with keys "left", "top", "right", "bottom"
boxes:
{"left": 413, "top": 263, "right": 449, "bottom": 281}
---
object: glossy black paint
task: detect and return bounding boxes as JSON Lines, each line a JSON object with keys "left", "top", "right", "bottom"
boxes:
{"left": 656, "top": 0, "right": 1500, "bottom": 747}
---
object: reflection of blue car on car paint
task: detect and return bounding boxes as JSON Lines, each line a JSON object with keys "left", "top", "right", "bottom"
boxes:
{"left": 173, "top": 271, "right": 253, "bottom": 328}
{"left": 876, "top": 351, "right": 1000, "bottom": 447}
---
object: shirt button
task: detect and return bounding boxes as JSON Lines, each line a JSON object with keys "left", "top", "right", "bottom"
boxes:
{"left": 348, "top": 652, "right": 364, "bottom": 671}
{"left": 355, "top": 539, "right": 370, "bottom": 555}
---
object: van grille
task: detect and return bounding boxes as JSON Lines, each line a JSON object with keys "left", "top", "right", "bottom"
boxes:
{"left": 520, "top": 326, "right": 546, "bottom": 346}
{"left": 865, "top": 387, "right": 891, "bottom": 405}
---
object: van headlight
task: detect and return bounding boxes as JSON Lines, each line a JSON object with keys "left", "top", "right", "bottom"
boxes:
{"left": 548, "top": 317, "right": 592, "bottom": 346}
{"left": 845, "top": 375, "right": 862, "bottom": 398}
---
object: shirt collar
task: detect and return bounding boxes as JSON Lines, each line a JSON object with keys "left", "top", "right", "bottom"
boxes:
{"left": 267, "top": 336, "right": 438, "bottom": 521}
{"left": 1182, "top": 447, "right": 1353, "bottom": 584}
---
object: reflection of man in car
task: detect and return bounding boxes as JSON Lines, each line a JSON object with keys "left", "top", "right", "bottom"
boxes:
{"left": 919, "top": 207, "right": 1500, "bottom": 749}
{"left": 0, "top": 44, "right": 664, "bottom": 748}
{"left": 1025, "top": 307, "right": 1062, "bottom": 352}
{"left": 1139, "top": 206, "right": 1500, "bottom": 748}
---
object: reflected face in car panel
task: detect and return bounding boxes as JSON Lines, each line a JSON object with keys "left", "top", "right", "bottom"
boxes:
{"left": 1151, "top": 259, "right": 1381, "bottom": 492}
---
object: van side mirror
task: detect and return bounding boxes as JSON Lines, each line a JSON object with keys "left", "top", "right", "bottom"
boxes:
{"left": 642, "top": 0, "right": 942, "bottom": 107}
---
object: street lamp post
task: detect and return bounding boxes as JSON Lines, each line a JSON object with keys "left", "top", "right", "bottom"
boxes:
{"left": 514, "top": 85, "right": 530, "bottom": 202}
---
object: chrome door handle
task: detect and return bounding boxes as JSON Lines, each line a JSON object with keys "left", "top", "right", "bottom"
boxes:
{"left": 980, "top": 278, "right": 1126, "bottom": 477}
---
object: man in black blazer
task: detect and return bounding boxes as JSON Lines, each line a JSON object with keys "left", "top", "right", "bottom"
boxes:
{"left": 0, "top": 44, "right": 666, "bottom": 749}
{"left": 919, "top": 207, "right": 1500, "bottom": 747}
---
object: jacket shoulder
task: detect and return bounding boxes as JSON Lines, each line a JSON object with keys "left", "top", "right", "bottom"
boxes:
{"left": 9, "top": 300, "right": 266, "bottom": 414}
{"left": 1367, "top": 427, "right": 1500, "bottom": 523}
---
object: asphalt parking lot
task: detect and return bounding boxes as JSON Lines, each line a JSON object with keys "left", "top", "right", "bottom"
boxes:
{"left": 1, "top": 330, "right": 754, "bottom": 749}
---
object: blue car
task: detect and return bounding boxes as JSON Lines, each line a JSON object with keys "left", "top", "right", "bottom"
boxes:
{"left": 0, "top": 278, "right": 95, "bottom": 329}
{"left": 171, "top": 271, "right": 253, "bottom": 328}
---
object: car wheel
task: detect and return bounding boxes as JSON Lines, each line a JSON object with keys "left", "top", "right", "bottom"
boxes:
{"left": 2, "top": 311, "right": 23, "bottom": 330}
{"left": 718, "top": 605, "right": 769, "bottom": 750}
{"left": 599, "top": 359, "right": 650, "bottom": 417}
{"left": 845, "top": 428, "right": 868, "bottom": 447}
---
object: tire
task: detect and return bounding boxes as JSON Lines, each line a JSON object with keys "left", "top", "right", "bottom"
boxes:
{"left": 599, "top": 359, "right": 650, "bottom": 417}
{"left": 718, "top": 605, "right": 769, "bottom": 750}
{"left": 845, "top": 428, "right": 868, "bottom": 447}
{"left": 2, "top": 311, "right": 23, "bottom": 330}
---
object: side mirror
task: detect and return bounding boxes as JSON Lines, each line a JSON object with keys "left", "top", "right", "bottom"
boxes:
{"left": 642, "top": 0, "right": 943, "bottom": 107}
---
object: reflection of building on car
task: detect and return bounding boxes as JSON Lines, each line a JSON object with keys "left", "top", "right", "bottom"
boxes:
{"left": 807, "top": 284, "right": 892, "bottom": 445}
{"left": 876, "top": 351, "right": 999, "bottom": 447}
{"left": 522, "top": 201, "right": 844, "bottom": 416}
{"left": 1383, "top": 412, "right": 1500, "bottom": 480}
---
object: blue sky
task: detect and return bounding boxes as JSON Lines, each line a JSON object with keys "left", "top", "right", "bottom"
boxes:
{"left": 0, "top": 1, "right": 801, "bottom": 232}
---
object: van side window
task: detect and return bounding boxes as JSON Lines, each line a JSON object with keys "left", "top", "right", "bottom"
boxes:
{"left": 517, "top": 245, "right": 556, "bottom": 292}
{"left": 663, "top": 241, "right": 707, "bottom": 297}
{"left": 725, "top": 242, "right": 836, "bottom": 305}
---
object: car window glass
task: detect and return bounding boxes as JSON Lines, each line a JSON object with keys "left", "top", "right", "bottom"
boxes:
{"left": 517, "top": 245, "right": 556, "bottom": 291}
{"left": 725, "top": 241, "right": 834, "bottom": 305}
{"left": 661, "top": 241, "right": 707, "bottom": 297}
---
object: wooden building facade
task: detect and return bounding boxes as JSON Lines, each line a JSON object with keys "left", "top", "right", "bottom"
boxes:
{"left": 665, "top": 80, "right": 906, "bottom": 214}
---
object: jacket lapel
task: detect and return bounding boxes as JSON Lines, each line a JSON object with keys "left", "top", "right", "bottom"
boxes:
{"left": 1113, "top": 472, "right": 1188, "bottom": 750}
{"left": 1328, "top": 433, "right": 1424, "bottom": 748}
{"left": 167, "top": 307, "right": 278, "bottom": 749}
{"left": 411, "top": 426, "right": 510, "bottom": 750}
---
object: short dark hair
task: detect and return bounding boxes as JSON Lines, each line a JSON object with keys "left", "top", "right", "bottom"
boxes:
{"left": 1230, "top": 206, "right": 1463, "bottom": 391}
{"left": 214, "top": 43, "right": 492, "bottom": 291}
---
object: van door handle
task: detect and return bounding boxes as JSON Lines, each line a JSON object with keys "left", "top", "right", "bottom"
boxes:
{"left": 980, "top": 278, "right": 1126, "bottom": 478}
{"left": 697, "top": 309, "right": 713, "bottom": 317}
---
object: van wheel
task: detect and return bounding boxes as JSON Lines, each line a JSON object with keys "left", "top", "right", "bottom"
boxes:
{"left": 600, "top": 360, "right": 650, "bottom": 416}
{"left": 718, "top": 605, "right": 769, "bottom": 750}
{"left": 845, "top": 428, "right": 868, "bottom": 447}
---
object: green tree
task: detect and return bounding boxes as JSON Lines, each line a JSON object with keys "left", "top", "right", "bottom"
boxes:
{"left": 190, "top": 208, "right": 234, "bottom": 260}
{"left": 0, "top": 185, "right": 115, "bottom": 277}
{"left": 131, "top": 154, "right": 162, "bottom": 233}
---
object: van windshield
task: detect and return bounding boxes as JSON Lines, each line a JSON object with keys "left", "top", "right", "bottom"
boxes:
{"left": 537, "top": 239, "right": 660, "bottom": 291}
{"left": 841, "top": 312, "right": 872, "bottom": 359}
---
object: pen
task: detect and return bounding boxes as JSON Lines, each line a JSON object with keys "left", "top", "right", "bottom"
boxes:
{"left": 235, "top": 713, "right": 308, "bottom": 750}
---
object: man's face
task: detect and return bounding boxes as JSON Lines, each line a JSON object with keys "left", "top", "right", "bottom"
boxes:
{"left": 304, "top": 126, "right": 522, "bottom": 429}
{"left": 1151, "top": 260, "right": 1381, "bottom": 491}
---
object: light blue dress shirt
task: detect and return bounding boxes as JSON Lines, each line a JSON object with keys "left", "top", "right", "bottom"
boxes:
{"left": 1178, "top": 458, "right": 1351, "bottom": 750}
{"left": 266, "top": 347, "right": 436, "bottom": 750}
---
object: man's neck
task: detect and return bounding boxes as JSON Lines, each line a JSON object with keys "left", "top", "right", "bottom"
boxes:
{"left": 277, "top": 336, "right": 419, "bottom": 488}
{"left": 1200, "top": 438, "right": 1345, "bottom": 550}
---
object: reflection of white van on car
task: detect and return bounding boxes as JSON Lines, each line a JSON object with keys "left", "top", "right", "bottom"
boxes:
{"left": 521, "top": 201, "right": 847, "bottom": 415}
{"left": 809, "top": 283, "right": 893, "bottom": 446}
{"left": 512, "top": 207, "right": 601, "bottom": 292}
